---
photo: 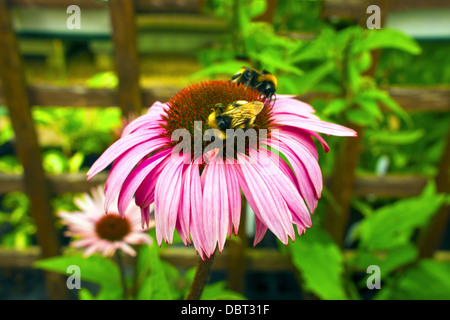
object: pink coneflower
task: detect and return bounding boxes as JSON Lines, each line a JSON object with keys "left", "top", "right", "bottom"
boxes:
{"left": 58, "top": 185, "right": 154, "bottom": 257}
{"left": 87, "top": 81, "right": 357, "bottom": 259}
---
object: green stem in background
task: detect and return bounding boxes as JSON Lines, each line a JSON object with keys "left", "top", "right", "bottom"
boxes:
{"left": 115, "top": 250, "right": 129, "bottom": 299}
{"left": 186, "top": 252, "right": 216, "bottom": 300}
{"left": 232, "top": 0, "right": 247, "bottom": 59}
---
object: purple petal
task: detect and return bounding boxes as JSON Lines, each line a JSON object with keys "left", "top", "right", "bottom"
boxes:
{"left": 117, "top": 148, "right": 171, "bottom": 217}
{"left": 253, "top": 214, "right": 268, "bottom": 246}
{"left": 154, "top": 153, "right": 189, "bottom": 245}
{"left": 272, "top": 98, "right": 318, "bottom": 119}
{"left": 104, "top": 137, "right": 171, "bottom": 212}
{"left": 87, "top": 130, "right": 164, "bottom": 179}
{"left": 134, "top": 154, "right": 172, "bottom": 208}
{"left": 249, "top": 149, "right": 311, "bottom": 229}
{"left": 188, "top": 163, "right": 209, "bottom": 259}
{"left": 121, "top": 107, "right": 168, "bottom": 137}
{"left": 223, "top": 164, "right": 241, "bottom": 236}
{"left": 236, "top": 153, "right": 295, "bottom": 245}
{"left": 277, "top": 131, "right": 323, "bottom": 197}
{"left": 177, "top": 163, "right": 192, "bottom": 246}
{"left": 273, "top": 113, "right": 358, "bottom": 137}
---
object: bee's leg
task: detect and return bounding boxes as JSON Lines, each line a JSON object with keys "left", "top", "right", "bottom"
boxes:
{"left": 271, "top": 94, "right": 277, "bottom": 106}
{"left": 263, "top": 94, "right": 275, "bottom": 107}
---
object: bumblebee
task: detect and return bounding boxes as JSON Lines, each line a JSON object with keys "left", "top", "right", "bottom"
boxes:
{"left": 208, "top": 100, "right": 264, "bottom": 139}
{"left": 231, "top": 67, "right": 277, "bottom": 103}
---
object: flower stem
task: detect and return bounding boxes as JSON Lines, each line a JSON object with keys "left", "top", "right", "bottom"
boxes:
{"left": 115, "top": 250, "right": 129, "bottom": 299}
{"left": 186, "top": 252, "right": 216, "bottom": 300}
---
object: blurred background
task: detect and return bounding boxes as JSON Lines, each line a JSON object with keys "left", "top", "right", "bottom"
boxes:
{"left": 0, "top": 0, "right": 449, "bottom": 300}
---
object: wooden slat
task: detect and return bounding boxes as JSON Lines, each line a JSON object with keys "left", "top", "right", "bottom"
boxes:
{"left": 0, "top": 84, "right": 178, "bottom": 107}
{"left": 0, "top": 85, "right": 448, "bottom": 111}
{"left": 0, "top": 0, "right": 67, "bottom": 299}
{"left": 0, "top": 172, "right": 430, "bottom": 197}
{"left": 10, "top": 0, "right": 450, "bottom": 14}
{"left": 2, "top": 246, "right": 450, "bottom": 269}
{"left": 351, "top": 174, "right": 429, "bottom": 197}
{"left": 8, "top": 0, "right": 200, "bottom": 12}
{"left": 385, "top": 87, "right": 450, "bottom": 113}
{"left": 0, "top": 172, "right": 107, "bottom": 194}
{"left": 321, "top": 0, "right": 450, "bottom": 21}
{"left": 8, "top": 0, "right": 107, "bottom": 8}
{"left": 135, "top": 0, "right": 199, "bottom": 13}
{"left": 417, "top": 131, "right": 450, "bottom": 258}
{"left": 324, "top": 123, "right": 365, "bottom": 246}
{"left": 109, "top": 0, "right": 142, "bottom": 118}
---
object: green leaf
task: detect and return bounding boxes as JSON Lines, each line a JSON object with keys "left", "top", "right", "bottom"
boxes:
{"left": 0, "top": 155, "right": 23, "bottom": 174}
{"left": 43, "top": 150, "right": 68, "bottom": 174}
{"left": 78, "top": 288, "right": 95, "bottom": 300}
{"left": 356, "top": 181, "right": 447, "bottom": 250}
{"left": 356, "top": 50, "right": 372, "bottom": 73}
{"left": 354, "top": 96, "right": 384, "bottom": 122}
{"left": 247, "top": 0, "right": 267, "bottom": 19}
{"left": 35, "top": 253, "right": 123, "bottom": 297}
{"left": 347, "top": 55, "right": 362, "bottom": 94}
{"left": 289, "top": 228, "right": 348, "bottom": 300}
{"left": 295, "top": 61, "right": 334, "bottom": 95}
{"left": 357, "top": 29, "right": 422, "bottom": 55}
{"left": 376, "top": 260, "right": 450, "bottom": 300}
{"left": 68, "top": 152, "right": 85, "bottom": 173}
{"left": 189, "top": 60, "right": 245, "bottom": 80}
{"left": 86, "top": 71, "right": 118, "bottom": 88}
{"left": 348, "top": 244, "right": 418, "bottom": 280}
{"left": 136, "top": 243, "right": 173, "bottom": 300}
{"left": 365, "top": 88, "right": 412, "bottom": 125}
{"left": 366, "top": 129, "right": 425, "bottom": 145}
{"left": 290, "top": 29, "right": 335, "bottom": 63}
{"left": 346, "top": 109, "right": 376, "bottom": 126}
{"left": 201, "top": 281, "right": 246, "bottom": 300}
{"left": 323, "top": 98, "right": 349, "bottom": 116}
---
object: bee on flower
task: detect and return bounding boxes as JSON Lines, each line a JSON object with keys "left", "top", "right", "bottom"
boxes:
{"left": 87, "top": 80, "right": 357, "bottom": 260}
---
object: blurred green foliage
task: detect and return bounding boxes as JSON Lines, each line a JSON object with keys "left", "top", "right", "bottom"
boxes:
{"left": 36, "top": 241, "right": 245, "bottom": 300}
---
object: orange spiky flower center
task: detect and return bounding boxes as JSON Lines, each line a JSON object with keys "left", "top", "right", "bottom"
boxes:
{"left": 162, "top": 81, "right": 273, "bottom": 156}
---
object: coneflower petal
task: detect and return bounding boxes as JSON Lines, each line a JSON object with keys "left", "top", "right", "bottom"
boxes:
{"left": 104, "top": 137, "right": 171, "bottom": 212}
{"left": 134, "top": 152, "right": 172, "bottom": 209}
{"left": 117, "top": 148, "right": 171, "bottom": 217}
{"left": 266, "top": 145, "right": 316, "bottom": 213}
{"left": 154, "top": 153, "right": 189, "bottom": 245}
{"left": 277, "top": 132, "right": 323, "bottom": 197}
{"left": 278, "top": 127, "right": 319, "bottom": 160}
{"left": 188, "top": 163, "right": 208, "bottom": 259}
{"left": 87, "top": 130, "right": 163, "bottom": 179}
{"left": 223, "top": 164, "right": 241, "bottom": 236}
{"left": 121, "top": 104, "right": 168, "bottom": 137}
{"left": 272, "top": 97, "right": 319, "bottom": 119}
{"left": 274, "top": 113, "right": 358, "bottom": 137}
{"left": 178, "top": 163, "right": 192, "bottom": 245}
{"left": 207, "top": 158, "right": 230, "bottom": 253}
{"left": 201, "top": 163, "right": 219, "bottom": 254}
{"left": 253, "top": 214, "right": 268, "bottom": 246}
{"left": 236, "top": 153, "right": 295, "bottom": 245}
{"left": 250, "top": 149, "right": 312, "bottom": 230}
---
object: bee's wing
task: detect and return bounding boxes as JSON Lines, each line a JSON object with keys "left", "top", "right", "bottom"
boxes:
{"left": 222, "top": 101, "right": 264, "bottom": 129}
